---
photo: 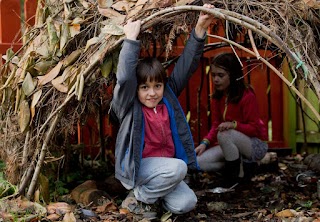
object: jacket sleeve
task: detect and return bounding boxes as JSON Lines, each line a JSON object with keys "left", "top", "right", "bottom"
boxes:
{"left": 111, "top": 39, "right": 140, "bottom": 122}
{"left": 236, "top": 92, "right": 261, "bottom": 137}
{"left": 167, "top": 29, "right": 206, "bottom": 96}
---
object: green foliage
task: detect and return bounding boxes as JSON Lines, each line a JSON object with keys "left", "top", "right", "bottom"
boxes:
{"left": 301, "top": 200, "right": 313, "bottom": 209}
{"left": 0, "top": 161, "right": 17, "bottom": 198}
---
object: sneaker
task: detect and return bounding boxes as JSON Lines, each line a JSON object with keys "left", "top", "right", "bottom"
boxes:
{"left": 121, "top": 190, "right": 158, "bottom": 220}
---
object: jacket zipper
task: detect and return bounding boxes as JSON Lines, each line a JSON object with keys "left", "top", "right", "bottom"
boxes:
{"left": 154, "top": 106, "right": 166, "bottom": 156}
{"left": 223, "top": 95, "right": 228, "bottom": 121}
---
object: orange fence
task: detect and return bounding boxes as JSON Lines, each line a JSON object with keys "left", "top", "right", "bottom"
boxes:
{"left": 0, "top": 0, "right": 36, "bottom": 55}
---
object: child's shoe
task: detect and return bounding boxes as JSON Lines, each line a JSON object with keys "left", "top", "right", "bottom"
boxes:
{"left": 121, "top": 190, "right": 158, "bottom": 220}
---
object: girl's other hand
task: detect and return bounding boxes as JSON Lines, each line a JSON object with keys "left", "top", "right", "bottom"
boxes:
{"left": 217, "top": 121, "right": 235, "bottom": 131}
{"left": 195, "top": 143, "right": 207, "bottom": 156}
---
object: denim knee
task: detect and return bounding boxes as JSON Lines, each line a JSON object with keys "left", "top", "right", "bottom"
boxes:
{"left": 163, "top": 191, "right": 197, "bottom": 214}
{"left": 170, "top": 159, "right": 188, "bottom": 182}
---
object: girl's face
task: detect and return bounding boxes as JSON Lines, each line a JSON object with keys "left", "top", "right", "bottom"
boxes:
{"left": 211, "top": 65, "right": 230, "bottom": 93}
{"left": 137, "top": 78, "right": 164, "bottom": 108}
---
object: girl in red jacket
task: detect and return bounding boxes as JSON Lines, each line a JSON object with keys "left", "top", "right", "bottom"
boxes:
{"left": 195, "top": 53, "right": 268, "bottom": 187}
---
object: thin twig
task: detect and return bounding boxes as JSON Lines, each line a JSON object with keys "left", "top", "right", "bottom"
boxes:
{"left": 26, "top": 110, "right": 62, "bottom": 199}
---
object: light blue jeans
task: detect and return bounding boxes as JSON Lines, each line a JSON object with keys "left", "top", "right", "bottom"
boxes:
{"left": 133, "top": 157, "right": 197, "bottom": 214}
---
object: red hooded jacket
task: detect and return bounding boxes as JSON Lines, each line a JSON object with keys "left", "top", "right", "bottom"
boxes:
{"left": 204, "top": 88, "right": 268, "bottom": 145}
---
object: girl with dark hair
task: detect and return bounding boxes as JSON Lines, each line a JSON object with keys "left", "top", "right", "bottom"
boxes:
{"left": 110, "top": 5, "right": 214, "bottom": 218}
{"left": 195, "top": 53, "right": 268, "bottom": 188}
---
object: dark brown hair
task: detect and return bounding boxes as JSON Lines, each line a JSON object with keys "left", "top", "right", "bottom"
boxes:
{"left": 211, "top": 53, "right": 246, "bottom": 103}
{"left": 136, "top": 58, "right": 167, "bottom": 85}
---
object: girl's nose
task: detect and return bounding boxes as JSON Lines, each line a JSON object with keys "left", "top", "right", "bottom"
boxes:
{"left": 149, "top": 88, "right": 156, "bottom": 95}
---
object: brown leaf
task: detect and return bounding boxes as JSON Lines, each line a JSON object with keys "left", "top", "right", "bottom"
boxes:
{"left": 22, "top": 73, "right": 37, "bottom": 96}
{"left": 52, "top": 76, "right": 68, "bottom": 93}
{"left": 62, "top": 212, "right": 76, "bottom": 222}
{"left": 47, "top": 202, "right": 72, "bottom": 215}
{"left": 38, "top": 61, "right": 63, "bottom": 86}
{"left": 98, "top": 0, "right": 113, "bottom": 8}
{"left": 95, "top": 201, "right": 118, "bottom": 213}
{"left": 18, "top": 100, "right": 31, "bottom": 132}
{"left": 275, "top": 209, "right": 296, "bottom": 217}
{"left": 128, "top": 0, "right": 149, "bottom": 17}
{"left": 70, "top": 24, "right": 81, "bottom": 37}
{"left": 174, "top": 0, "right": 194, "bottom": 6}
{"left": 112, "top": 1, "right": 133, "bottom": 12}
{"left": 98, "top": 7, "right": 126, "bottom": 23}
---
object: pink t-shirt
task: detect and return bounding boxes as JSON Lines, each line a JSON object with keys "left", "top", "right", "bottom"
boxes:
{"left": 142, "top": 104, "right": 175, "bottom": 158}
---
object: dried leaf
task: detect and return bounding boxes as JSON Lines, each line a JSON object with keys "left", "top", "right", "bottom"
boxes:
{"left": 2, "top": 55, "right": 19, "bottom": 64}
{"left": 128, "top": 0, "right": 149, "bottom": 17}
{"left": 70, "top": 24, "right": 81, "bottom": 37}
{"left": 275, "top": 209, "right": 296, "bottom": 217}
{"left": 63, "top": 212, "right": 76, "bottom": 222}
{"left": 14, "top": 87, "right": 21, "bottom": 113}
{"left": 77, "top": 73, "right": 84, "bottom": 101}
{"left": 38, "top": 61, "right": 63, "bottom": 86}
{"left": 30, "top": 90, "right": 42, "bottom": 108}
{"left": 174, "top": 0, "right": 194, "bottom": 6}
{"left": 101, "top": 24, "right": 124, "bottom": 36}
{"left": 62, "top": 66, "right": 74, "bottom": 82}
{"left": 112, "top": 1, "right": 133, "bottom": 12}
{"left": 34, "top": 60, "right": 57, "bottom": 74}
{"left": 80, "top": 0, "right": 90, "bottom": 8}
{"left": 47, "top": 202, "right": 72, "bottom": 215}
{"left": 98, "top": 0, "right": 113, "bottom": 8}
{"left": 64, "top": 2, "right": 71, "bottom": 18}
{"left": 303, "top": 0, "right": 320, "bottom": 8}
{"left": 52, "top": 76, "right": 68, "bottom": 93}
{"left": 161, "top": 211, "right": 173, "bottom": 221}
{"left": 60, "top": 23, "right": 70, "bottom": 51}
{"left": 30, "top": 89, "right": 42, "bottom": 119}
{"left": 84, "top": 37, "right": 101, "bottom": 52}
{"left": 22, "top": 73, "right": 37, "bottom": 97}
{"left": 98, "top": 7, "right": 126, "bottom": 22}
{"left": 2, "top": 88, "right": 13, "bottom": 107}
{"left": 71, "top": 17, "right": 84, "bottom": 25}
{"left": 18, "top": 100, "right": 30, "bottom": 132}
{"left": 63, "top": 49, "right": 82, "bottom": 68}
{"left": 0, "top": 66, "right": 16, "bottom": 90}
{"left": 5, "top": 47, "right": 14, "bottom": 61}
{"left": 36, "top": 35, "right": 50, "bottom": 58}
{"left": 47, "top": 17, "right": 59, "bottom": 52}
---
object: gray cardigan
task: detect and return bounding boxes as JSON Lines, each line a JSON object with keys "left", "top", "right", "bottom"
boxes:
{"left": 111, "top": 29, "right": 205, "bottom": 189}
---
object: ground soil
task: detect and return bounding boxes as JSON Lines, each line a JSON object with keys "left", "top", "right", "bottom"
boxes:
{"left": 1, "top": 154, "right": 320, "bottom": 222}
{"left": 88, "top": 154, "right": 320, "bottom": 222}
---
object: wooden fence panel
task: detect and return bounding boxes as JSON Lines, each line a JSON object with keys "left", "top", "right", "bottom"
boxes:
{"left": 25, "top": 0, "right": 37, "bottom": 27}
{"left": 0, "top": 0, "right": 21, "bottom": 53}
{"left": 0, "top": 0, "right": 36, "bottom": 55}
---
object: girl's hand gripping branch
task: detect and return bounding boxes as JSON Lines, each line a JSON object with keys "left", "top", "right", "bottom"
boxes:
{"left": 195, "top": 4, "right": 215, "bottom": 38}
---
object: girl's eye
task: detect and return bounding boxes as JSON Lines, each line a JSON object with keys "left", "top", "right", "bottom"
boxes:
{"left": 140, "top": 85, "right": 148, "bottom": 90}
{"left": 212, "top": 73, "right": 227, "bottom": 78}
{"left": 155, "top": 84, "right": 163, "bottom": 88}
